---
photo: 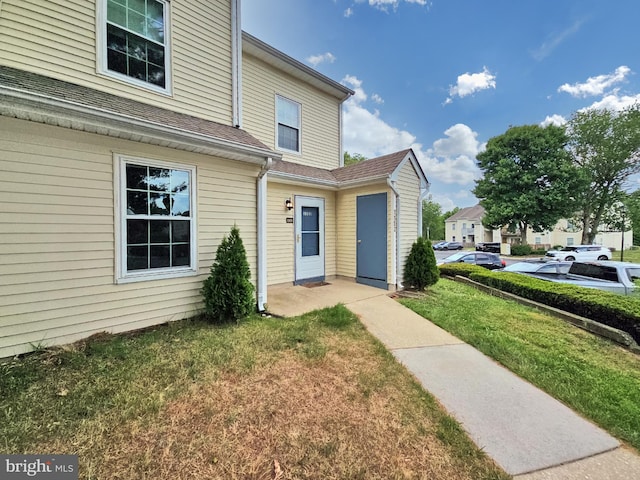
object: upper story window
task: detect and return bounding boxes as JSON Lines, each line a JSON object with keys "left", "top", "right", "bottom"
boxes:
{"left": 276, "top": 95, "right": 301, "bottom": 153}
{"left": 99, "top": 0, "right": 171, "bottom": 93}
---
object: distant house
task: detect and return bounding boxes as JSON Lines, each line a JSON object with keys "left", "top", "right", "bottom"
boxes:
{"left": 445, "top": 205, "right": 632, "bottom": 250}
{"left": 444, "top": 205, "right": 498, "bottom": 246}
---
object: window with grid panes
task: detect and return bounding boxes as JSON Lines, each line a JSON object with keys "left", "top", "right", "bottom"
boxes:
{"left": 102, "top": 0, "right": 169, "bottom": 91}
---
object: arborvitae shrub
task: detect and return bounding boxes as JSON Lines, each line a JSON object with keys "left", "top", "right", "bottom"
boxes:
{"left": 403, "top": 237, "right": 439, "bottom": 290}
{"left": 201, "top": 226, "right": 255, "bottom": 322}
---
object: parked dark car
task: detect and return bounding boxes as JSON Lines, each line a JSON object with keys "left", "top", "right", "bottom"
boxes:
{"left": 476, "top": 242, "right": 501, "bottom": 253}
{"left": 437, "top": 252, "right": 505, "bottom": 270}
{"left": 444, "top": 241, "right": 463, "bottom": 250}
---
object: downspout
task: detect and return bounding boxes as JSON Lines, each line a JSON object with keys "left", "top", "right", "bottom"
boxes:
{"left": 257, "top": 157, "right": 272, "bottom": 311}
{"left": 231, "top": 0, "right": 242, "bottom": 127}
{"left": 418, "top": 184, "right": 430, "bottom": 238}
{"left": 387, "top": 177, "right": 400, "bottom": 289}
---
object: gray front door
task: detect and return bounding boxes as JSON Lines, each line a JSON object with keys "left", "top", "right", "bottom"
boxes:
{"left": 356, "top": 193, "right": 387, "bottom": 289}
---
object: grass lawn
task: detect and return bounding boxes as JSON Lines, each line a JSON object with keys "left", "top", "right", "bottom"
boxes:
{"left": 612, "top": 248, "right": 640, "bottom": 263}
{"left": 400, "top": 279, "right": 640, "bottom": 451}
{"left": 0, "top": 306, "right": 509, "bottom": 480}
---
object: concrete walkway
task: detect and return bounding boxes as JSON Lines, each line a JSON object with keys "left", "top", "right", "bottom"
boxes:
{"left": 267, "top": 279, "right": 640, "bottom": 478}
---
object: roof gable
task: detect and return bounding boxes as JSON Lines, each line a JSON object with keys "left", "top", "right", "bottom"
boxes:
{"left": 270, "top": 148, "right": 429, "bottom": 189}
{"left": 242, "top": 32, "right": 353, "bottom": 101}
{"left": 446, "top": 204, "right": 486, "bottom": 222}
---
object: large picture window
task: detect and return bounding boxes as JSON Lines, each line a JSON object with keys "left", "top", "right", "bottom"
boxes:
{"left": 117, "top": 156, "right": 196, "bottom": 282}
{"left": 276, "top": 95, "right": 301, "bottom": 153}
{"left": 100, "top": 0, "right": 170, "bottom": 92}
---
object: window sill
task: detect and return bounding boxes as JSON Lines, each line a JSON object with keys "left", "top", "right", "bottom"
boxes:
{"left": 98, "top": 69, "right": 173, "bottom": 97}
{"left": 116, "top": 267, "right": 198, "bottom": 285}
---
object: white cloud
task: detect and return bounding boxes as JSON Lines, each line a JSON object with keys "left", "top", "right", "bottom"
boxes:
{"left": 581, "top": 91, "right": 640, "bottom": 112}
{"left": 531, "top": 19, "right": 585, "bottom": 61}
{"left": 306, "top": 52, "right": 336, "bottom": 67}
{"left": 558, "top": 66, "right": 631, "bottom": 98}
{"left": 341, "top": 75, "right": 415, "bottom": 158}
{"left": 341, "top": 76, "right": 482, "bottom": 210}
{"left": 418, "top": 124, "right": 483, "bottom": 185}
{"left": 540, "top": 114, "right": 567, "bottom": 127}
{"left": 353, "top": 0, "right": 431, "bottom": 13}
{"left": 446, "top": 67, "right": 496, "bottom": 104}
{"left": 371, "top": 93, "right": 384, "bottom": 104}
{"left": 344, "top": 7, "right": 354, "bottom": 17}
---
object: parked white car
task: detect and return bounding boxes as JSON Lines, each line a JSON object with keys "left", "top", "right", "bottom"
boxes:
{"left": 544, "top": 245, "right": 612, "bottom": 262}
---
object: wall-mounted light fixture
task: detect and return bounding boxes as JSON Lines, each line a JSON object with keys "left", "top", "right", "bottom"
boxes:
{"left": 285, "top": 198, "right": 293, "bottom": 211}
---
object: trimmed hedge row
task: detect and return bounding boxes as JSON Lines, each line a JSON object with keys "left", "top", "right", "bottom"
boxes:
{"left": 438, "top": 263, "right": 640, "bottom": 343}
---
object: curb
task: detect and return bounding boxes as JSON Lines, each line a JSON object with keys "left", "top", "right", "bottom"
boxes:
{"left": 450, "top": 275, "right": 640, "bottom": 354}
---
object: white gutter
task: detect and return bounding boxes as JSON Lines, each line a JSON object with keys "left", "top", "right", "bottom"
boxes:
{"left": 256, "top": 157, "right": 273, "bottom": 311}
{"left": 387, "top": 177, "right": 401, "bottom": 289}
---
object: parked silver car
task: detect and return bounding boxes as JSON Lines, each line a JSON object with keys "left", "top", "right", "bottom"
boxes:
{"left": 544, "top": 245, "right": 611, "bottom": 262}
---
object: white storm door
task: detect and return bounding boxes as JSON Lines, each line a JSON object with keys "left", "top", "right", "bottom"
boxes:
{"left": 295, "top": 196, "right": 325, "bottom": 283}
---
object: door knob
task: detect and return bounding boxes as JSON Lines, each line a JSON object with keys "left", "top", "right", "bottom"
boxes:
{"left": 357, "top": 239, "right": 362, "bottom": 244}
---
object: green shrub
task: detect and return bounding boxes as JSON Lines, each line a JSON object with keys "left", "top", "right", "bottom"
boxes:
{"left": 510, "top": 244, "right": 533, "bottom": 256}
{"left": 404, "top": 237, "right": 439, "bottom": 290}
{"left": 201, "top": 226, "right": 255, "bottom": 323}
{"left": 438, "top": 263, "right": 486, "bottom": 278}
{"left": 532, "top": 248, "right": 547, "bottom": 255}
{"left": 466, "top": 269, "right": 640, "bottom": 343}
{"left": 438, "top": 264, "right": 640, "bottom": 341}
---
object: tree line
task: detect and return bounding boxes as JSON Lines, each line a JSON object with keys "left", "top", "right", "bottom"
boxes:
{"left": 348, "top": 104, "right": 640, "bottom": 246}
{"left": 474, "top": 105, "right": 640, "bottom": 245}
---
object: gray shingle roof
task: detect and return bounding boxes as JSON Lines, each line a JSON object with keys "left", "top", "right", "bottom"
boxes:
{"left": 0, "top": 65, "right": 271, "bottom": 151}
{"left": 446, "top": 204, "right": 486, "bottom": 222}
{"left": 270, "top": 149, "right": 419, "bottom": 186}
{"left": 271, "top": 160, "right": 338, "bottom": 183}
{"left": 331, "top": 149, "right": 413, "bottom": 183}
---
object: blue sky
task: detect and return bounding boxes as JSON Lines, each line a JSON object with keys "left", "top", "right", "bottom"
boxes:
{"left": 241, "top": 0, "right": 640, "bottom": 211}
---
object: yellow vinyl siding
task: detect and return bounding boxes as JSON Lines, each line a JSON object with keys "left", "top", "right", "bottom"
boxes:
{"left": 0, "top": 117, "right": 259, "bottom": 358}
{"left": 0, "top": 0, "right": 234, "bottom": 124}
{"left": 243, "top": 53, "right": 342, "bottom": 170}
{"left": 266, "top": 182, "right": 336, "bottom": 285}
{"left": 396, "top": 161, "right": 421, "bottom": 284}
{"left": 336, "top": 185, "right": 393, "bottom": 284}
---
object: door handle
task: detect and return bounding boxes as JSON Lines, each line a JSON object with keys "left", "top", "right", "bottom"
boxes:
{"left": 357, "top": 239, "right": 362, "bottom": 244}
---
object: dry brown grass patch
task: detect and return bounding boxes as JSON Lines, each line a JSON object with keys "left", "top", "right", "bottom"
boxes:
{"left": 22, "top": 311, "right": 506, "bottom": 479}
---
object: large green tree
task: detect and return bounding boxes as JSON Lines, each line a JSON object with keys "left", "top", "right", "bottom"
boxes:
{"left": 566, "top": 105, "right": 640, "bottom": 244}
{"left": 343, "top": 151, "right": 367, "bottom": 166}
{"left": 422, "top": 197, "right": 445, "bottom": 240}
{"left": 625, "top": 190, "right": 640, "bottom": 246}
{"left": 473, "top": 124, "right": 580, "bottom": 244}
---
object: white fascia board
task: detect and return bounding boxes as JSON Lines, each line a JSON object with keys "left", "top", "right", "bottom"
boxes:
{"left": 0, "top": 88, "right": 279, "bottom": 164}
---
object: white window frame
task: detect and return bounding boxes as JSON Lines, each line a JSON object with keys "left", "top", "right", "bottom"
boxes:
{"left": 114, "top": 154, "right": 197, "bottom": 284}
{"left": 275, "top": 94, "right": 302, "bottom": 154}
{"left": 97, "top": 0, "right": 172, "bottom": 95}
